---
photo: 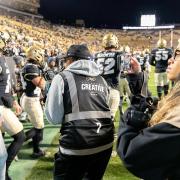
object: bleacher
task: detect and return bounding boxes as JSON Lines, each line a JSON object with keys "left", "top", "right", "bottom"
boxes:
{"left": 0, "top": 0, "right": 40, "bottom": 14}
{"left": 0, "top": 4, "right": 180, "bottom": 54}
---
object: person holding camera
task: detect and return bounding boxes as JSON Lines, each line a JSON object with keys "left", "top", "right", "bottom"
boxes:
{"left": 117, "top": 45, "right": 180, "bottom": 180}
{"left": 21, "top": 45, "right": 46, "bottom": 158}
{"left": 45, "top": 44, "right": 114, "bottom": 180}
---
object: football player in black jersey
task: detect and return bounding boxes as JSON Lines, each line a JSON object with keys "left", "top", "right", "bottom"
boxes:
{"left": 13, "top": 56, "right": 25, "bottom": 105}
{"left": 143, "top": 48, "right": 151, "bottom": 75}
{"left": 43, "top": 57, "right": 57, "bottom": 102}
{"left": 135, "top": 51, "right": 149, "bottom": 72}
{"left": 118, "top": 46, "right": 131, "bottom": 115}
{"left": 149, "top": 39, "right": 173, "bottom": 99}
{"left": 94, "top": 33, "right": 121, "bottom": 120}
{"left": 0, "top": 31, "right": 25, "bottom": 180}
{"left": 13, "top": 56, "right": 27, "bottom": 121}
{"left": 21, "top": 45, "right": 46, "bottom": 158}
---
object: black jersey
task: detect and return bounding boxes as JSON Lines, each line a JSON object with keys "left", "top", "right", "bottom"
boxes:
{"left": 149, "top": 48, "right": 173, "bottom": 73}
{"left": 136, "top": 55, "right": 148, "bottom": 71}
{"left": 14, "top": 67, "right": 23, "bottom": 93}
{"left": 0, "top": 56, "right": 13, "bottom": 106}
{"left": 94, "top": 51, "right": 122, "bottom": 88}
{"left": 22, "top": 63, "right": 41, "bottom": 97}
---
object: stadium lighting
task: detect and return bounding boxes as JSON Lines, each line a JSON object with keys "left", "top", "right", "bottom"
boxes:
{"left": 123, "top": 25, "right": 175, "bottom": 30}
{"left": 141, "top": 15, "right": 156, "bottom": 27}
{"left": 123, "top": 14, "right": 175, "bottom": 30}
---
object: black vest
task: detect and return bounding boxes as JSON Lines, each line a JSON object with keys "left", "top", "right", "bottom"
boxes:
{"left": 59, "top": 71, "right": 114, "bottom": 155}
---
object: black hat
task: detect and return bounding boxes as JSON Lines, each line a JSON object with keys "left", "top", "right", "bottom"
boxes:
{"left": 65, "top": 44, "right": 92, "bottom": 60}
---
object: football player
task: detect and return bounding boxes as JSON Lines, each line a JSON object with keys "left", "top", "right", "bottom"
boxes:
{"left": 13, "top": 56, "right": 27, "bottom": 121}
{"left": 13, "top": 56, "right": 25, "bottom": 105}
{"left": 135, "top": 51, "right": 149, "bottom": 72}
{"left": 118, "top": 46, "right": 131, "bottom": 115}
{"left": 43, "top": 57, "right": 57, "bottom": 102}
{"left": 0, "top": 31, "right": 25, "bottom": 180}
{"left": 94, "top": 33, "right": 121, "bottom": 120}
{"left": 21, "top": 45, "right": 46, "bottom": 158}
{"left": 149, "top": 39, "right": 173, "bottom": 99}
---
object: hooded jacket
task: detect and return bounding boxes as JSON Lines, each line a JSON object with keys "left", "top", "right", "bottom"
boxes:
{"left": 45, "top": 60, "right": 102, "bottom": 124}
{"left": 45, "top": 60, "right": 114, "bottom": 155}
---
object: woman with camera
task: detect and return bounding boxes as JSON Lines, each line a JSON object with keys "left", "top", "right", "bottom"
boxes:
{"left": 117, "top": 45, "right": 180, "bottom": 180}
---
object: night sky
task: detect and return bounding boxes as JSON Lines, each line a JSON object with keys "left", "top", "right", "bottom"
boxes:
{"left": 40, "top": 0, "right": 180, "bottom": 28}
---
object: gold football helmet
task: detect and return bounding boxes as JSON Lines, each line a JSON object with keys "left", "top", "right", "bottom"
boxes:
{"left": 157, "top": 39, "right": 167, "bottom": 48}
{"left": 143, "top": 48, "right": 150, "bottom": 54}
{"left": 102, "top": 33, "right": 119, "bottom": 49}
{"left": 26, "top": 46, "right": 44, "bottom": 67}
{"left": 124, "top": 45, "right": 131, "bottom": 53}
{"left": 119, "top": 46, "right": 124, "bottom": 52}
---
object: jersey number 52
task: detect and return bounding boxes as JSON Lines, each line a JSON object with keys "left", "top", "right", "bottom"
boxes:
{"left": 96, "top": 58, "right": 115, "bottom": 75}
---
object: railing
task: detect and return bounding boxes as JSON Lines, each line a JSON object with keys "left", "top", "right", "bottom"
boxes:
{"left": 15, "top": 0, "right": 40, "bottom": 7}
{"left": 0, "top": 4, "right": 43, "bottom": 19}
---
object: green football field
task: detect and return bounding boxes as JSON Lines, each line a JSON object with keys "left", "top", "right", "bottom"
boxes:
{"left": 5, "top": 68, "right": 158, "bottom": 180}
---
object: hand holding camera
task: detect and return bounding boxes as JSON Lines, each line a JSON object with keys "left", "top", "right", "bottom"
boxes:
{"left": 121, "top": 55, "right": 141, "bottom": 74}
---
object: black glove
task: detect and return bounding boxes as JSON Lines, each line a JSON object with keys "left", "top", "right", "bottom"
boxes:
{"left": 126, "top": 108, "right": 150, "bottom": 129}
{"left": 127, "top": 72, "right": 148, "bottom": 97}
{"left": 125, "top": 95, "right": 158, "bottom": 129}
{"left": 131, "top": 95, "right": 158, "bottom": 114}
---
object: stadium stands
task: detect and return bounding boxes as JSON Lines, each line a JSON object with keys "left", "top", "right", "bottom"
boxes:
{"left": 0, "top": 4, "right": 180, "bottom": 54}
{"left": 0, "top": 0, "right": 40, "bottom": 14}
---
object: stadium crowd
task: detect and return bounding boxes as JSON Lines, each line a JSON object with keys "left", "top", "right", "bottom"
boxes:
{"left": 0, "top": 8, "right": 180, "bottom": 180}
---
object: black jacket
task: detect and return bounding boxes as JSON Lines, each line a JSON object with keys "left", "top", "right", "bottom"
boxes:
{"left": 117, "top": 95, "right": 180, "bottom": 180}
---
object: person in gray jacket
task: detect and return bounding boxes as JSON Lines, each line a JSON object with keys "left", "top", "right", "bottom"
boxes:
{"left": 45, "top": 44, "right": 114, "bottom": 180}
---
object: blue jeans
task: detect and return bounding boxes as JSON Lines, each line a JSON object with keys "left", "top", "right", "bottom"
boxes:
{"left": 0, "top": 131, "right": 7, "bottom": 180}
